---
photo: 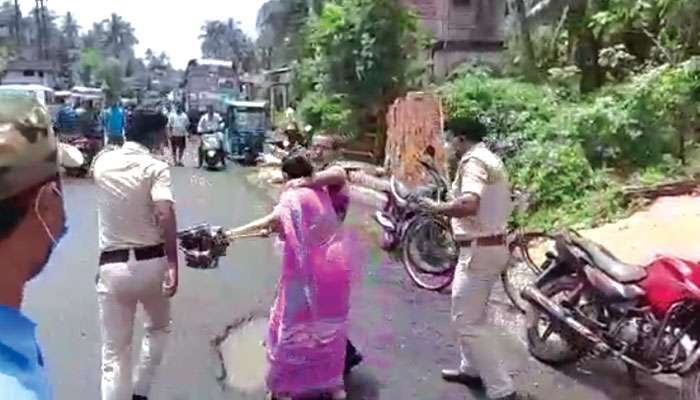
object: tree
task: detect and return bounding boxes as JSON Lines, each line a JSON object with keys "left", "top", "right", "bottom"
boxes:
{"left": 82, "top": 22, "right": 105, "bottom": 49}
{"left": 200, "top": 21, "right": 228, "bottom": 58}
{"left": 80, "top": 47, "right": 102, "bottom": 85}
{"left": 294, "top": 0, "right": 425, "bottom": 135}
{"left": 144, "top": 48, "right": 155, "bottom": 67}
{"left": 99, "top": 57, "right": 125, "bottom": 104}
{"left": 102, "top": 13, "right": 138, "bottom": 59}
{"left": 199, "top": 19, "right": 255, "bottom": 71}
{"left": 61, "top": 11, "right": 79, "bottom": 49}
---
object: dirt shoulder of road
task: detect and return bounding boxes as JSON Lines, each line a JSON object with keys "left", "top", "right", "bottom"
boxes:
{"left": 579, "top": 195, "right": 700, "bottom": 264}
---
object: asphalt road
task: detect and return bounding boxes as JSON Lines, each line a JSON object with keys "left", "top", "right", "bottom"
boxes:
{"left": 20, "top": 155, "right": 686, "bottom": 400}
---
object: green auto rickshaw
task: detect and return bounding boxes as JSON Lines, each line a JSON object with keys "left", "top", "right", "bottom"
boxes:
{"left": 224, "top": 100, "right": 268, "bottom": 165}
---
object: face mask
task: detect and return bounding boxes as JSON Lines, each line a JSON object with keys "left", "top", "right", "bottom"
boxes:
{"left": 29, "top": 182, "right": 68, "bottom": 279}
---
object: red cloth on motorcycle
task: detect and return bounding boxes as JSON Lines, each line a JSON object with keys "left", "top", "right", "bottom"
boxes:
{"left": 640, "top": 257, "right": 700, "bottom": 316}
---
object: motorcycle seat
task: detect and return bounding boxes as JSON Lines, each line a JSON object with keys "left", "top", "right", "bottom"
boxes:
{"left": 573, "top": 239, "right": 647, "bottom": 283}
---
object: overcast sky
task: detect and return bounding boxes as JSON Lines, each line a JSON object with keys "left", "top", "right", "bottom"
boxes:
{"left": 19, "top": 0, "right": 267, "bottom": 69}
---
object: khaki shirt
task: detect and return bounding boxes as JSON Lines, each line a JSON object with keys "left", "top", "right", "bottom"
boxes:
{"left": 451, "top": 144, "right": 512, "bottom": 241}
{"left": 93, "top": 142, "right": 174, "bottom": 251}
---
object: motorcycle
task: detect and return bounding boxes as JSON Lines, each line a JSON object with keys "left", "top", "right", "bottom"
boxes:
{"left": 522, "top": 231, "right": 700, "bottom": 399}
{"left": 371, "top": 159, "right": 547, "bottom": 297}
{"left": 198, "top": 130, "right": 227, "bottom": 170}
{"left": 58, "top": 134, "right": 102, "bottom": 177}
{"left": 373, "top": 159, "right": 459, "bottom": 291}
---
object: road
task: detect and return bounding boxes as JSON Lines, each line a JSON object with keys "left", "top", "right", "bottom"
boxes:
{"left": 22, "top": 158, "right": 684, "bottom": 400}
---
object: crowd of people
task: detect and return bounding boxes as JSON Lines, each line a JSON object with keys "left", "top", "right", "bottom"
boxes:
{"left": 1, "top": 89, "right": 529, "bottom": 400}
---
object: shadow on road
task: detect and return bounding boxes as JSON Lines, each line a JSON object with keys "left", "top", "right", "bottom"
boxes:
{"left": 559, "top": 360, "right": 680, "bottom": 400}
{"left": 346, "top": 367, "right": 382, "bottom": 400}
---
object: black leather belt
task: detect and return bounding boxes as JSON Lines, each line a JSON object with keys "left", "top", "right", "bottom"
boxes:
{"left": 456, "top": 234, "right": 507, "bottom": 248}
{"left": 99, "top": 244, "right": 165, "bottom": 265}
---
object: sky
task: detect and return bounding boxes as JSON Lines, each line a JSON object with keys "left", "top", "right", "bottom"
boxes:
{"left": 19, "top": 0, "right": 268, "bottom": 69}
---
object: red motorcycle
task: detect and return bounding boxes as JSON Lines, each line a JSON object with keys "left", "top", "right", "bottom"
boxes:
{"left": 523, "top": 231, "right": 700, "bottom": 399}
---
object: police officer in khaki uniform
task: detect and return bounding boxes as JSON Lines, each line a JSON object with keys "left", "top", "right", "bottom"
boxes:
{"left": 419, "top": 118, "right": 531, "bottom": 400}
{"left": 0, "top": 91, "right": 67, "bottom": 399}
{"left": 93, "top": 109, "right": 179, "bottom": 400}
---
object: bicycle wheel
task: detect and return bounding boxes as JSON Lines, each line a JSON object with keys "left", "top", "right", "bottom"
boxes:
{"left": 402, "top": 217, "right": 458, "bottom": 292}
{"left": 502, "top": 232, "right": 556, "bottom": 314}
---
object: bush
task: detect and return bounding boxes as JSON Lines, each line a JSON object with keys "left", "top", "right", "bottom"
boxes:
{"left": 441, "top": 64, "right": 698, "bottom": 230}
{"left": 298, "top": 92, "right": 354, "bottom": 136}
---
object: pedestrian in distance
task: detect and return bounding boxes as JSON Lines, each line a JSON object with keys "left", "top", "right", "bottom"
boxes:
{"left": 92, "top": 109, "right": 179, "bottom": 400}
{"left": 0, "top": 91, "right": 68, "bottom": 399}
{"left": 417, "top": 118, "right": 533, "bottom": 400}
{"left": 104, "top": 101, "right": 127, "bottom": 147}
{"left": 167, "top": 104, "right": 190, "bottom": 167}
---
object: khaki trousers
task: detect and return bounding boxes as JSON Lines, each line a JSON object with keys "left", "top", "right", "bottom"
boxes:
{"left": 96, "top": 256, "right": 171, "bottom": 400}
{"left": 451, "top": 245, "right": 514, "bottom": 399}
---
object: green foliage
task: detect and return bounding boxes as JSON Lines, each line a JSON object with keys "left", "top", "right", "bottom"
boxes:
{"left": 200, "top": 19, "right": 255, "bottom": 70}
{"left": 442, "top": 64, "right": 699, "bottom": 229}
{"left": 99, "top": 58, "right": 125, "bottom": 104}
{"left": 292, "top": 0, "right": 425, "bottom": 134}
{"left": 79, "top": 47, "right": 102, "bottom": 86}
{"left": 298, "top": 92, "right": 354, "bottom": 135}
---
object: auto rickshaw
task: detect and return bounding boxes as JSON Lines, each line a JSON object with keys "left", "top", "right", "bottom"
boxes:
{"left": 224, "top": 100, "right": 268, "bottom": 165}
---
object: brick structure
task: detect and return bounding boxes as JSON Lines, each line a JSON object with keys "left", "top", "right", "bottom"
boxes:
{"left": 384, "top": 92, "right": 447, "bottom": 187}
{"left": 402, "top": 0, "right": 507, "bottom": 77}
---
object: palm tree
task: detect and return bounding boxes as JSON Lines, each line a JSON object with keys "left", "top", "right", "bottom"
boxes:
{"left": 61, "top": 11, "right": 79, "bottom": 49}
{"left": 200, "top": 19, "right": 256, "bottom": 72}
{"left": 144, "top": 48, "right": 155, "bottom": 67}
{"left": 200, "top": 20, "right": 228, "bottom": 59}
{"left": 82, "top": 22, "right": 105, "bottom": 49}
{"left": 102, "top": 13, "right": 138, "bottom": 59}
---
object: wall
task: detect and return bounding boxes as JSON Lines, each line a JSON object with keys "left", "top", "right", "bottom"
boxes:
{"left": 403, "top": 0, "right": 507, "bottom": 77}
{"left": 3, "top": 70, "right": 55, "bottom": 87}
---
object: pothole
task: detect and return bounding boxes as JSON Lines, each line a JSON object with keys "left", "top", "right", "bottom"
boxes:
{"left": 212, "top": 311, "right": 269, "bottom": 394}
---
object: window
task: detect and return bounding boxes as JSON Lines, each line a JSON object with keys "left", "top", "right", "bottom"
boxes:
{"left": 23, "top": 70, "right": 35, "bottom": 77}
{"left": 38, "top": 71, "right": 44, "bottom": 78}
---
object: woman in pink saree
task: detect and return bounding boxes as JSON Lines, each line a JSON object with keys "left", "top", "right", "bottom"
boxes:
{"left": 226, "top": 153, "right": 352, "bottom": 400}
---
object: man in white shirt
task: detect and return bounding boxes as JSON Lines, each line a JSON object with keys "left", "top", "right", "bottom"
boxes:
{"left": 197, "top": 105, "right": 223, "bottom": 136}
{"left": 93, "top": 109, "right": 179, "bottom": 400}
{"left": 167, "top": 105, "right": 190, "bottom": 167}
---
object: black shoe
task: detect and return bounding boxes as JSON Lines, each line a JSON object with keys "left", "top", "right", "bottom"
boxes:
{"left": 344, "top": 340, "right": 363, "bottom": 374}
{"left": 133, "top": 396, "right": 148, "bottom": 400}
{"left": 441, "top": 369, "right": 484, "bottom": 389}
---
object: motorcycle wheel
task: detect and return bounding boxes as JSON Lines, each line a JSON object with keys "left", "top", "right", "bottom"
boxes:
{"left": 401, "top": 217, "right": 457, "bottom": 292}
{"left": 525, "top": 276, "right": 588, "bottom": 365}
{"left": 681, "top": 369, "right": 700, "bottom": 400}
{"left": 502, "top": 257, "right": 551, "bottom": 315}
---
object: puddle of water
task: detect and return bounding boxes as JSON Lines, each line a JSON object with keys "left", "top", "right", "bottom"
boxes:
{"left": 218, "top": 316, "right": 269, "bottom": 393}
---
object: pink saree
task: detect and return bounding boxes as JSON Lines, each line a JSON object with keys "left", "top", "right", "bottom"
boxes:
{"left": 267, "top": 187, "right": 353, "bottom": 398}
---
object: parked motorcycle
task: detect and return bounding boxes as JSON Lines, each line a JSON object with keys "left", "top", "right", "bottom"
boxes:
{"left": 522, "top": 231, "right": 700, "bottom": 399}
{"left": 198, "top": 130, "right": 227, "bottom": 170}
